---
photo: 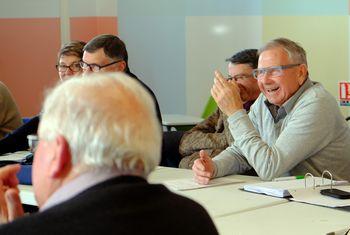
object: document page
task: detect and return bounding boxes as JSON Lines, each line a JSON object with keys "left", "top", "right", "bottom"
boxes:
{"left": 243, "top": 177, "right": 347, "bottom": 198}
{"left": 163, "top": 177, "right": 244, "bottom": 191}
{"left": 290, "top": 185, "right": 350, "bottom": 207}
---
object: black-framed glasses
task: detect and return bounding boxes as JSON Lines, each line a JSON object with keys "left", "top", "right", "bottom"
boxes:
{"left": 56, "top": 62, "right": 81, "bottom": 72}
{"left": 252, "top": 63, "right": 301, "bottom": 80}
{"left": 79, "top": 60, "right": 122, "bottom": 72}
{"left": 227, "top": 74, "right": 253, "bottom": 81}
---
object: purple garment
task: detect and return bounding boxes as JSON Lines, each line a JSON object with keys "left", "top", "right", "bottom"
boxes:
{"left": 243, "top": 100, "right": 255, "bottom": 112}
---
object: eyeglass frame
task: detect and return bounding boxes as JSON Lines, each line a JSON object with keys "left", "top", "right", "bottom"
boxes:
{"left": 55, "top": 61, "right": 82, "bottom": 72}
{"left": 252, "top": 63, "right": 301, "bottom": 80}
{"left": 79, "top": 60, "right": 122, "bottom": 72}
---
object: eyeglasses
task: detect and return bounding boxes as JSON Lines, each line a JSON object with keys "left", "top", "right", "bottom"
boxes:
{"left": 56, "top": 62, "right": 81, "bottom": 72}
{"left": 252, "top": 63, "right": 301, "bottom": 80}
{"left": 227, "top": 74, "right": 253, "bottom": 81}
{"left": 79, "top": 60, "right": 122, "bottom": 72}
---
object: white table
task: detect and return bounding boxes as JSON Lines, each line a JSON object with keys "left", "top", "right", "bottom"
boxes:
{"left": 161, "top": 114, "right": 203, "bottom": 131}
{"left": 149, "top": 167, "right": 288, "bottom": 218}
{"left": 214, "top": 201, "right": 350, "bottom": 235}
{"left": 19, "top": 167, "right": 350, "bottom": 234}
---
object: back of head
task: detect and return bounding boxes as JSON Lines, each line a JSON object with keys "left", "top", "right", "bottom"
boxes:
{"left": 84, "top": 34, "right": 130, "bottom": 72}
{"left": 57, "top": 40, "right": 86, "bottom": 62}
{"left": 39, "top": 72, "right": 161, "bottom": 176}
{"left": 226, "top": 49, "right": 259, "bottom": 69}
{"left": 258, "top": 38, "right": 308, "bottom": 66}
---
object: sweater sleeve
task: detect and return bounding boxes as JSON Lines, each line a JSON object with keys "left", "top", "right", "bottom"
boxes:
{"left": 210, "top": 109, "right": 252, "bottom": 177}
{"left": 225, "top": 94, "right": 339, "bottom": 181}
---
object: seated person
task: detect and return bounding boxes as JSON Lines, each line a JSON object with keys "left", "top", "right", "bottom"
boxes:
{"left": 192, "top": 38, "right": 350, "bottom": 183}
{"left": 0, "top": 73, "right": 218, "bottom": 235}
{"left": 0, "top": 82, "right": 22, "bottom": 139}
{"left": 56, "top": 40, "right": 86, "bottom": 81}
{"left": 0, "top": 41, "right": 86, "bottom": 155}
{"left": 178, "top": 49, "right": 260, "bottom": 169}
{"left": 80, "top": 34, "right": 162, "bottom": 123}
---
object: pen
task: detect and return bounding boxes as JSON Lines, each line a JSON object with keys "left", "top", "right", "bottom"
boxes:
{"left": 273, "top": 175, "right": 305, "bottom": 181}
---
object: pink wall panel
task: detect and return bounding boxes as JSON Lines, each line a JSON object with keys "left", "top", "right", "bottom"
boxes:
{"left": 0, "top": 18, "right": 60, "bottom": 116}
{"left": 70, "top": 17, "right": 118, "bottom": 42}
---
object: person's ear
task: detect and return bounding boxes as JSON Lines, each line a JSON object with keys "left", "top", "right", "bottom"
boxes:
{"left": 297, "top": 64, "right": 308, "bottom": 85}
{"left": 118, "top": 60, "right": 127, "bottom": 72}
{"left": 48, "top": 135, "right": 72, "bottom": 178}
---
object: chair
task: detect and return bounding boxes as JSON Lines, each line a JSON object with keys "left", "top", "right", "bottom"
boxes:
{"left": 160, "top": 97, "right": 217, "bottom": 167}
{"left": 201, "top": 96, "right": 217, "bottom": 119}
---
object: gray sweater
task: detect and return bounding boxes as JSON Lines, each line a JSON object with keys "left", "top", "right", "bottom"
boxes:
{"left": 213, "top": 79, "right": 350, "bottom": 181}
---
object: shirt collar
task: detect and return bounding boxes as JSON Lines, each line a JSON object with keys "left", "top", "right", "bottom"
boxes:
{"left": 264, "top": 78, "right": 313, "bottom": 123}
{"left": 243, "top": 100, "right": 255, "bottom": 112}
{"left": 40, "top": 168, "right": 124, "bottom": 211}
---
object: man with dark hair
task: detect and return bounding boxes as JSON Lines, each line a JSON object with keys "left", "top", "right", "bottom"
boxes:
{"left": 80, "top": 34, "right": 162, "bottom": 123}
{"left": 178, "top": 49, "right": 260, "bottom": 169}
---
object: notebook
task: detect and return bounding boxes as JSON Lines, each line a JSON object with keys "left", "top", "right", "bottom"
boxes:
{"left": 243, "top": 177, "right": 347, "bottom": 198}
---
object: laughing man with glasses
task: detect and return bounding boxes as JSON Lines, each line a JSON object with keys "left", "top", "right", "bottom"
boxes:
{"left": 192, "top": 38, "right": 350, "bottom": 184}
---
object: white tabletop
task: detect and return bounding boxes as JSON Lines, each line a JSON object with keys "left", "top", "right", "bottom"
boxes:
{"left": 19, "top": 166, "right": 350, "bottom": 235}
{"left": 214, "top": 201, "right": 350, "bottom": 235}
{"left": 149, "top": 167, "right": 288, "bottom": 218}
{"left": 161, "top": 114, "right": 203, "bottom": 126}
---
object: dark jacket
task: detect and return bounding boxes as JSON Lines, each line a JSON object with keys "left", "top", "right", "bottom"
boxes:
{"left": 127, "top": 71, "right": 162, "bottom": 124}
{"left": 0, "top": 176, "right": 218, "bottom": 235}
{"left": 0, "top": 115, "right": 39, "bottom": 155}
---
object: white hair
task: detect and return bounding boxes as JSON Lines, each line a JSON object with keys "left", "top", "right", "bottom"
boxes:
{"left": 38, "top": 72, "right": 162, "bottom": 176}
{"left": 258, "top": 38, "right": 308, "bottom": 66}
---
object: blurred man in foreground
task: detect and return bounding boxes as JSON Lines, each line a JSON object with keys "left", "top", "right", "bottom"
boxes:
{"left": 0, "top": 73, "right": 217, "bottom": 234}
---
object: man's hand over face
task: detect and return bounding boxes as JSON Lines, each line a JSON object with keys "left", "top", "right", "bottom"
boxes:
{"left": 211, "top": 70, "right": 243, "bottom": 116}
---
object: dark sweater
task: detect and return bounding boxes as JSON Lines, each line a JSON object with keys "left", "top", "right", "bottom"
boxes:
{"left": 0, "top": 176, "right": 218, "bottom": 235}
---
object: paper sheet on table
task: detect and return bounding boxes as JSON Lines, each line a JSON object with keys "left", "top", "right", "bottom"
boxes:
{"left": 290, "top": 185, "right": 350, "bottom": 207}
{"left": 0, "top": 151, "right": 32, "bottom": 162}
{"left": 163, "top": 177, "right": 244, "bottom": 191}
{"left": 243, "top": 177, "right": 347, "bottom": 198}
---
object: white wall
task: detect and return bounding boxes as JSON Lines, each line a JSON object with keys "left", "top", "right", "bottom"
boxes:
{"left": 186, "top": 16, "right": 262, "bottom": 116}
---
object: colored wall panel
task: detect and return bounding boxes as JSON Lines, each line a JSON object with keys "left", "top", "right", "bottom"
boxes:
{"left": 68, "top": 0, "right": 118, "bottom": 17}
{"left": 186, "top": 16, "right": 263, "bottom": 116}
{"left": 70, "top": 17, "right": 118, "bottom": 42}
{"left": 263, "top": 16, "right": 349, "bottom": 116}
{"left": 0, "top": 0, "right": 60, "bottom": 18}
{"left": 118, "top": 12, "right": 186, "bottom": 114}
{"left": 262, "top": 0, "right": 348, "bottom": 15}
{"left": 118, "top": 0, "right": 264, "bottom": 116}
{"left": 186, "top": 0, "right": 262, "bottom": 15}
{"left": 0, "top": 18, "right": 60, "bottom": 116}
